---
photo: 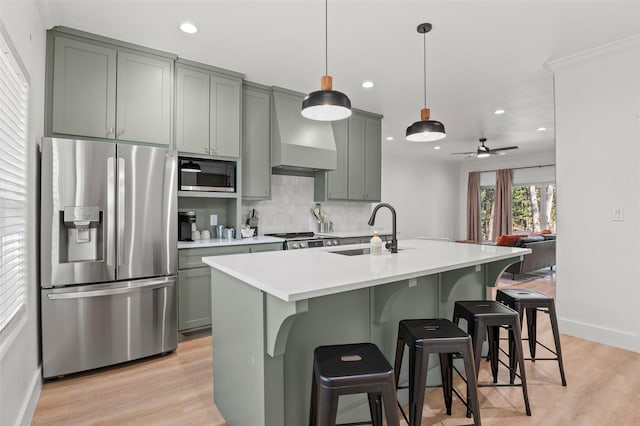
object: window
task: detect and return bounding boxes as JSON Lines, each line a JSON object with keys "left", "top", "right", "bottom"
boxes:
{"left": 0, "top": 23, "right": 30, "bottom": 340}
{"left": 480, "top": 182, "right": 556, "bottom": 241}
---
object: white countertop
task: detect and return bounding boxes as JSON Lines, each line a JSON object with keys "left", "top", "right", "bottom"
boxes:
{"left": 203, "top": 239, "right": 530, "bottom": 302}
{"left": 315, "top": 229, "right": 392, "bottom": 239}
{"left": 178, "top": 236, "right": 284, "bottom": 249}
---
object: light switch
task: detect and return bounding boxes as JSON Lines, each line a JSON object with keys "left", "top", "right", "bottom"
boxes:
{"left": 210, "top": 214, "right": 218, "bottom": 226}
{"left": 612, "top": 207, "right": 624, "bottom": 222}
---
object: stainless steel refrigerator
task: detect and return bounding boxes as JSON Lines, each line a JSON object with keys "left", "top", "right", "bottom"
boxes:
{"left": 40, "top": 137, "right": 178, "bottom": 378}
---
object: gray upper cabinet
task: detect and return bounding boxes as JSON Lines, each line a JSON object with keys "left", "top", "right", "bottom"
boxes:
{"left": 326, "top": 119, "right": 349, "bottom": 200}
{"left": 175, "top": 67, "right": 210, "bottom": 154}
{"left": 316, "top": 110, "right": 382, "bottom": 202}
{"left": 242, "top": 82, "right": 271, "bottom": 199}
{"left": 348, "top": 111, "right": 382, "bottom": 201}
{"left": 175, "top": 60, "right": 242, "bottom": 158}
{"left": 116, "top": 52, "right": 172, "bottom": 145}
{"left": 48, "top": 30, "right": 174, "bottom": 146}
{"left": 51, "top": 36, "right": 117, "bottom": 139}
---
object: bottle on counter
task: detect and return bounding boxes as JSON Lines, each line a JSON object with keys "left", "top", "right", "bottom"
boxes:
{"left": 370, "top": 231, "right": 382, "bottom": 255}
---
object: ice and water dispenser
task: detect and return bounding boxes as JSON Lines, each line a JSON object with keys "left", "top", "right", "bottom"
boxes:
{"left": 59, "top": 206, "right": 103, "bottom": 263}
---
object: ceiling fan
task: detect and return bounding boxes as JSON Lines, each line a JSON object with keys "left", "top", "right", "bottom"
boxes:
{"left": 451, "top": 138, "right": 518, "bottom": 158}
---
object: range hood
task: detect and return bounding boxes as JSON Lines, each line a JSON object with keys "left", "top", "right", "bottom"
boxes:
{"left": 271, "top": 87, "right": 337, "bottom": 173}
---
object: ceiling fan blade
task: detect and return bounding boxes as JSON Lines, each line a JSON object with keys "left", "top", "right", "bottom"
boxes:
{"left": 490, "top": 145, "right": 519, "bottom": 152}
{"left": 450, "top": 151, "right": 476, "bottom": 155}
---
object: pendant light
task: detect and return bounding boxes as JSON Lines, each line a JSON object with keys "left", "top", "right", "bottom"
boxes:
{"left": 406, "top": 23, "right": 446, "bottom": 142}
{"left": 301, "top": 0, "right": 352, "bottom": 121}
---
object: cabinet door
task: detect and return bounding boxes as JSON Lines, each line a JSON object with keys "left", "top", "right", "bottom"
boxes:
{"left": 347, "top": 114, "right": 366, "bottom": 200}
{"left": 52, "top": 36, "right": 116, "bottom": 139}
{"left": 176, "top": 67, "right": 211, "bottom": 155}
{"left": 242, "top": 87, "right": 271, "bottom": 198}
{"left": 249, "top": 243, "right": 283, "bottom": 253}
{"left": 210, "top": 74, "right": 241, "bottom": 157}
{"left": 116, "top": 51, "right": 172, "bottom": 145}
{"left": 364, "top": 117, "right": 382, "bottom": 201}
{"left": 178, "top": 268, "right": 212, "bottom": 331}
{"left": 327, "top": 119, "right": 348, "bottom": 200}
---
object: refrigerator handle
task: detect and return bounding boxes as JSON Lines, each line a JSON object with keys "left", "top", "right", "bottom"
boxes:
{"left": 46, "top": 278, "right": 175, "bottom": 300}
{"left": 118, "top": 157, "right": 125, "bottom": 267}
{"left": 106, "top": 157, "right": 116, "bottom": 267}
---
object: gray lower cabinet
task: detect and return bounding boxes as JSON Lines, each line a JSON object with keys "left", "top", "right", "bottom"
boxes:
{"left": 242, "top": 82, "right": 271, "bottom": 199}
{"left": 177, "top": 243, "right": 282, "bottom": 331}
{"left": 176, "top": 60, "right": 242, "bottom": 158}
{"left": 49, "top": 31, "right": 174, "bottom": 145}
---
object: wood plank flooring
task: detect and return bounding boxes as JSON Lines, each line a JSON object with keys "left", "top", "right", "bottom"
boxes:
{"left": 32, "top": 274, "right": 640, "bottom": 425}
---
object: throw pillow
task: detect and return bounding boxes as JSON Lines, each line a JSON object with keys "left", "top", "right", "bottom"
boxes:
{"left": 496, "top": 234, "right": 522, "bottom": 247}
{"left": 541, "top": 229, "right": 552, "bottom": 234}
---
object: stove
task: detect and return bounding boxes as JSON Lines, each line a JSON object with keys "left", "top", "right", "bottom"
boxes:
{"left": 264, "top": 232, "right": 339, "bottom": 250}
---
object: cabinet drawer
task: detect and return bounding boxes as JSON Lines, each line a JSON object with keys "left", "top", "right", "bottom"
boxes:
{"left": 178, "top": 246, "right": 250, "bottom": 269}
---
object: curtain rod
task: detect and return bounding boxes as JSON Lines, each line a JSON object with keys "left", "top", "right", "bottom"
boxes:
{"left": 475, "top": 164, "right": 555, "bottom": 174}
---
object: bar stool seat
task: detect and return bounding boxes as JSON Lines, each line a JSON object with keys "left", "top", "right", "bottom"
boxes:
{"left": 453, "top": 300, "right": 531, "bottom": 416}
{"left": 309, "top": 342, "right": 400, "bottom": 426}
{"left": 394, "top": 318, "right": 481, "bottom": 426}
{"left": 496, "top": 288, "right": 567, "bottom": 386}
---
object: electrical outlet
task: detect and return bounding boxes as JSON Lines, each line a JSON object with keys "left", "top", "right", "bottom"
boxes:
{"left": 612, "top": 207, "right": 624, "bottom": 222}
{"left": 210, "top": 214, "right": 218, "bottom": 226}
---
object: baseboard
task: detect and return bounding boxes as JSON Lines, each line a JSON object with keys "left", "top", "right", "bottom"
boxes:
{"left": 18, "top": 366, "right": 42, "bottom": 426}
{"left": 558, "top": 317, "right": 639, "bottom": 353}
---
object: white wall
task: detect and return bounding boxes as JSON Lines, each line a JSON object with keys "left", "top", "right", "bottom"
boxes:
{"left": 549, "top": 35, "right": 640, "bottom": 352}
{"left": 457, "top": 151, "right": 556, "bottom": 239}
{"left": 0, "top": 1, "right": 46, "bottom": 425}
{"left": 381, "top": 149, "right": 460, "bottom": 241}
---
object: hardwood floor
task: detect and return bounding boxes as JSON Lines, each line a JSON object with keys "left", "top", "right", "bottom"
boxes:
{"left": 32, "top": 274, "right": 640, "bottom": 425}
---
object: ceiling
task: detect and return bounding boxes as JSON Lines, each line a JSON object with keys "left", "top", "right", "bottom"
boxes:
{"left": 36, "top": 1, "right": 640, "bottom": 162}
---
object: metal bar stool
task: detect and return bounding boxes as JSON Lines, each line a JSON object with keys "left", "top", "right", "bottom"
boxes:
{"left": 496, "top": 288, "right": 567, "bottom": 386}
{"left": 309, "top": 342, "right": 400, "bottom": 426}
{"left": 393, "top": 318, "right": 481, "bottom": 426}
{"left": 453, "top": 300, "right": 532, "bottom": 416}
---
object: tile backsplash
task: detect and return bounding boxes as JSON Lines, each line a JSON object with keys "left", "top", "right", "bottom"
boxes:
{"left": 242, "top": 175, "right": 373, "bottom": 235}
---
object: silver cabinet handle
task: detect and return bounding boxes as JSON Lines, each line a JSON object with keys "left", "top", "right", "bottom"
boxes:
{"left": 106, "top": 157, "right": 116, "bottom": 267}
{"left": 107, "top": 127, "right": 114, "bottom": 136}
{"left": 118, "top": 128, "right": 124, "bottom": 136}
{"left": 203, "top": 146, "right": 209, "bottom": 154}
{"left": 117, "top": 157, "right": 125, "bottom": 267}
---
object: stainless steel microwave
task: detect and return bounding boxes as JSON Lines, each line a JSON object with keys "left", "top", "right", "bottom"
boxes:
{"left": 178, "top": 157, "right": 236, "bottom": 192}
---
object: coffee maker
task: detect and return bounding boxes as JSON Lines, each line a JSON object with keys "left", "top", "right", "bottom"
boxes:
{"left": 178, "top": 211, "right": 196, "bottom": 241}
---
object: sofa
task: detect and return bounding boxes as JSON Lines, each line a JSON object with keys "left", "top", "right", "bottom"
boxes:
{"left": 498, "top": 234, "right": 556, "bottom": 277}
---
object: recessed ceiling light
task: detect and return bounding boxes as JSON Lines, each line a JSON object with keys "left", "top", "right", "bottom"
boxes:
{"left": 494, "top": 109, "right": 506, "bottom": 115}
{"left": 434, "top": 146, "right": 441, "bottom": 150}
{"left": 537, "top": 127, "right": 547, "bottom": 131}
{"left": 386, "top": 136, "right": 394, "bottom": 141}
{"left": 362, "top": 81, "right": 374, "bottom": 88}
{"left": 180, "top": 22, "right": 198, "bottom": 34}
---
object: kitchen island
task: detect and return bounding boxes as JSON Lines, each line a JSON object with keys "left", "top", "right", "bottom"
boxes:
{"left": 203, "top": 239, "right": 530, "bottom": 425}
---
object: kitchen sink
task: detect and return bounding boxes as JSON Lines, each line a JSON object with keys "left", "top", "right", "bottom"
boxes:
{"left": 330, "top": 248, "right": 371, "bottom": 256}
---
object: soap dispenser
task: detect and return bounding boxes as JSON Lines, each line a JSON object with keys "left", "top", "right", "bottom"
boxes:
{"left": 370, "top": 231, "right": 382, "bottom": 255}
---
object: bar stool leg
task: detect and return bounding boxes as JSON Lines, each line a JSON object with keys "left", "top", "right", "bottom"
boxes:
{"left": 393, "top": 337, "right": 405, "bottom": 392}
{"left": 367, "top": 393, "right": 382, "bottom": 426}
{"left": 526, "top": 307, "right": 538, "bottom": 360}
{"left": 461, "top": 340, "right": 481, "bottom": 426}
{"left": 309, "top": 372, "right": 318, "bottom": 426}
{"left": 317, "top": 385, "right": 339, "bottom": 426}
{"left": 548, "top": 302, "right": 568, "bottom": 386}
{"left": 487, "top": 325, "right": 500, "bottom": 383}
{"left": 508, "top": 326, "right": 517, "bottom": 385}
{"left": 381, "top": 377, "right": 401, "bottom": 426}
{"left": 408, "top": 346, "right": 429, "bottom": 426}
{"left": 511, "top": 319, "right": 532, "bottom": 416}
{"left": 439, "top": 353, "right": 453, "bottom": 415}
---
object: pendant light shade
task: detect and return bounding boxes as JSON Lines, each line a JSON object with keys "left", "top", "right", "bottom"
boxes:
{"left": 406, "top": 23, "right": 446, "bottom": 142}
{"left": 301, "top": 0, "right": 352, "bottom": 121}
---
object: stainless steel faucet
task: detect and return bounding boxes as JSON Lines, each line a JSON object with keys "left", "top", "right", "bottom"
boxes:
{"left": 367, "top": 203, "right": 398, "bottom": 253}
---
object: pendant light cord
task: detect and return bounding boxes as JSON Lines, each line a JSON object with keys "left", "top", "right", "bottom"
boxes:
{"left": 423, "top": 31, "right": 427, "bottom": 108}
{"left": 325, "top": 0, "right": 328, "bottom": 76}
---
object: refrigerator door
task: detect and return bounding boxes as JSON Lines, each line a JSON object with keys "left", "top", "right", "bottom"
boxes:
{"left": 116, "top": 144, "right": 177, "bottom": 280}
{"left": 41, "top": 138, "right": 117, "bottom": 287}
{"left": 41, "top": 276, "right": 177, "bottom": 378}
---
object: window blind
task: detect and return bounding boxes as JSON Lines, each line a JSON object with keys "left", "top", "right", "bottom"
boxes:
{"left": 0, "top": 24, "right": 29, "bottom": 339}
